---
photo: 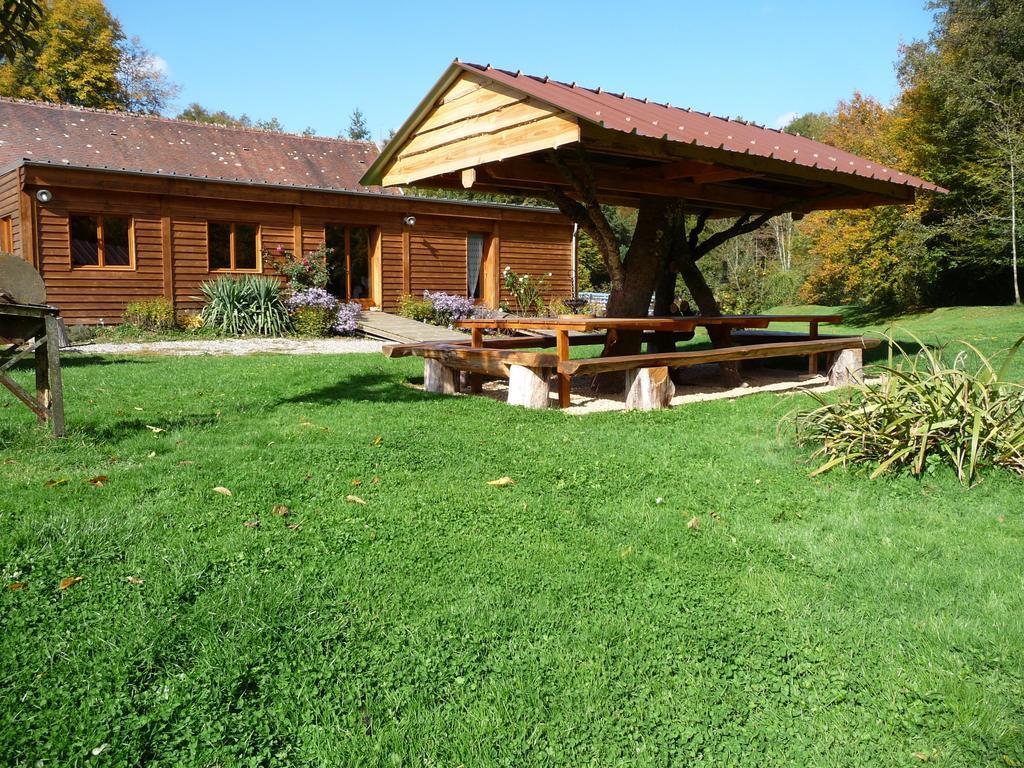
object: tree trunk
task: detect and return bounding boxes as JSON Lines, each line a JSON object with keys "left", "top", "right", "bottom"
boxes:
{"left": 678, "top": 255, "right": 742, "bottom": 387}
{"left": 594, "top": 201, "right": 666, "bottom": 391}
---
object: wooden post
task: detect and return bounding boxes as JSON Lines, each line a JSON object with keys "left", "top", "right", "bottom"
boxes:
{"left": 828, "top": 347, "right": 864, "bottom": 387}
{"left": 556, "top": 329, "right": 571, "bottom": 408}
{"left": 401, "top": 228, "right": 412, "bottom": 296}
{"left": 484, "top": 224, "right": 501, "bottom": 308}
{"left": 625, "top": 367, "right": 675, "bottom": 411}
{"left": 469, "top": 327, "right": 484, "bottom": 393}
{"left": 43, "top": 314, "right": 65, "bottom": 437}
{"left": 161, "top": 209, "right": 174, "bottom": 306}
{"left": 33, "top": 334, "right": 49, "bottom": 425}
{"left": 424, "top": 358, "right": 458, "bottom": 395}
{"left": 507, "top": 364, "right": 550, "bottom": 409}
{"left": 808, "top": 320, "right": 819, "bottom": 374}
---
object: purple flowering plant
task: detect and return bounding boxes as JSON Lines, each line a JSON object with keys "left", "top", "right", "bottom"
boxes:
{"left": 334, "top": 301, "right": 362, "bottom": 335}
{"left": 423, "top": 290, "right": 477, "bottom": 327}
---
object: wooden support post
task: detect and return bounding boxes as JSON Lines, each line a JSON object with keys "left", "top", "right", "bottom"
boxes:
{"left": 34, "top": 334, "right": 49, "bottom": 424}
{"left": 556, "top": 329, "right": 571, "bottom": 408}
{"left": 507, "top": 364, "right": 550, "bottom": 409}
{"left": 625, "top": 367, "right": 675, "bottom": 411}
{"left": 828, "top": 347, "right": 864, "bottom": 387}
{"left": 808, "top": 320, "right": 819, "bottom": 374}
{"left": 43, "top": 314, "right": 65, "bottom": 436}
{"left": 161, "top": 210, "right": 174, "bottom": 306}
{"left": 401, "top": 228, "right": 412, "bottom": 296}
{"left": 469, "top": 327, "right": 484, "bottom": 393}
{"left": 424, "top": 358, "right": 458, "bottom": 394}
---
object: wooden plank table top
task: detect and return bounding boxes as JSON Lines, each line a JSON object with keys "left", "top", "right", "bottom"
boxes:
{"left": 452, "top": 314, "right": 844, "bottom": 408}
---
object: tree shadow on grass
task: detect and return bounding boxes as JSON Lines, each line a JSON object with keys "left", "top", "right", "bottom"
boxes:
{"left": 276, "top": 372, "right": 432, "bottom": 407}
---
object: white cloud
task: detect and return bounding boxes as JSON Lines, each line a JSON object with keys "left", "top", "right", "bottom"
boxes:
{"left": 147, "top": 55, "right": 169, "bottom": 75}
{"left": 772, "top": 111, "right": 798, "bottom": 129}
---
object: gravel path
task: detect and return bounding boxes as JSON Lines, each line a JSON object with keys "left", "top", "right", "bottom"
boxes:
{"left": 65, "top": 337, "right": 384, "bottom": 356}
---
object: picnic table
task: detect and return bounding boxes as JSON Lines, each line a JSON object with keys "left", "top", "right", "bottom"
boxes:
{"left": 453, "top": 314, "right": 844, "bottom": 407}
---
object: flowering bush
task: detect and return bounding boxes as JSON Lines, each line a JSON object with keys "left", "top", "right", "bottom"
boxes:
{"left": 423, "top": 290, "right": 477, "bottom": 327}
{"left": 333, "top": 301, "right": 362, "bottom": 335}
{"left": 286, "top": 287, "right": 338, "bottom": 336}
{"left": 276, "top": 243, "right": 331, "bottom": 290}
{"left": 502, "top": 267, "right": 549, "bottom": 315}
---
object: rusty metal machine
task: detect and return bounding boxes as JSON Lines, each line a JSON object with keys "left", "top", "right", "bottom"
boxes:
{"left": 0, "top": 253, "right": 65, "bottom": 436}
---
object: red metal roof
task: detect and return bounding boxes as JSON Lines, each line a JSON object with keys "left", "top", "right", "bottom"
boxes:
{"left": 456, "top": 62, "right": 945, "bottom": 194}
{"left": 0, "top": 98, "right": 397, "bottom": 194}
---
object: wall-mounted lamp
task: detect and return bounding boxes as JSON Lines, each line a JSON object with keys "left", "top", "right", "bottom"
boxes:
{"left": 35, "top": 189, "right": 53, "bottom": 203}
{"left": 403, "top": 215, "right": 416, "bottom": 227}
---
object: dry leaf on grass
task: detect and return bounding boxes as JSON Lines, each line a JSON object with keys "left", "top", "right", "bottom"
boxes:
{"left": 372, "top": 436, "right": 383, "bottom": 446}
{"left": 346, "top": 495, "right": 366, "bottom": 505}
{"left": 126, "top": 576, "right": 144, "bottom": 585}
{"left": 87, "top": 475, "right": 108, "bottom": 487}
{"left": 178, "top": 460, "right": 194, "bottom": 466}
{"left": 213, "top": 486, "right": 232, "bottom": 496}
{"left": 487, "top": 477, "right": 515, "bottom": 487}
{"left": 145, "top": 425, "right": 165, "bottom": 433}
{"left": 147, "top": 451, "right": 156, "bottom": 458}
{"left": 351, "top": 479, "right": 362, "bottom": 487}
{"left": 243, "top": 520, "right": 260, "bottom": 528}
{"left": 286, "top": 523, "right": 301, "bottom": 531}
{"left": 7, "top": 582, "right": 26, "bottom": 590}
{"left": 58, "top": 575, "right": 83, "bottom": 590}
{"left": 133, "top": 407, "right": 144, "bottom": 411}
{"left": 371, "top": 476, "right": 381, "bottom": 485}
{"left": 687, "top": 516, "right": 700, "bottom": 530}
{"left": 913, "top": 753, "right": 929, "bottom": 762}
{"left": 271, "top": 505, "right": 291, "bottom": 516}
{"left": 45, "top": 478, "right": 67, "bottom": 488}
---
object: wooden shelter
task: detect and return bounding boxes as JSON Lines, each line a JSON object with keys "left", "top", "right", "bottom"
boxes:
{"left": 363, "top": 61, "right": 945, "bottom": 214}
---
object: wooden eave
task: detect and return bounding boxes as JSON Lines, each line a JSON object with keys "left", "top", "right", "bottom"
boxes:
{"left": 362, "top": 62, "right": 933, "bottom": 217}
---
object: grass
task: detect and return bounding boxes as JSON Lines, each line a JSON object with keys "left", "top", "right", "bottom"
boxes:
{"left": 1, "top": 307, "right": 1023, "bottom": 766}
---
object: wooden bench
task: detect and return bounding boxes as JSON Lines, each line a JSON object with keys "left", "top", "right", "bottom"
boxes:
{"left": 560, "top": 336, "right": 881, "bottom": 411}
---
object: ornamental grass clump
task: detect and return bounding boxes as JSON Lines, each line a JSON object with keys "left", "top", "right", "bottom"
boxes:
{"left": 286, "top": 287, "right": 338, "bottom": 337}
{"left": 200, "top": 275, "right": 291, "bottom": 336}
{"left": 793, "top": 333, "right": 1024, "bottom": 485}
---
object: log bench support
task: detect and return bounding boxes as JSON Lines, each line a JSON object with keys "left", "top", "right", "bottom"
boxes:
{"left": 625, "top": 366, "right": 675, "bottom": 411}
{"left": 828, "top": 347, "right": 864, "bottom": 386}
{"left": 423, "top": 358, "right": 459, "bottom": 395}
{"left": 507, "top": 364, "right": 552, "bottom": 409}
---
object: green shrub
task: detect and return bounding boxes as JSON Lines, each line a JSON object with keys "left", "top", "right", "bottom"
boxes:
{"left": 793, "top": 334, "right": 1024, "bottom": 484}
{"left": 200, "top": 275, "right": 291, "bottom": 336}
{"left": 276, "top": 244, "right": 331, "bottom": 290}
{"left": 502, "top": 266, "right": 549, "bottom": 315}
{"left": 291, "top": 307, "right": 334, "bottom": 336}
{"left": 398, "top": 294, "right": 436, "bottom": 323}
{"left": 123, "top": 297, "right": 176, "bottom": 330}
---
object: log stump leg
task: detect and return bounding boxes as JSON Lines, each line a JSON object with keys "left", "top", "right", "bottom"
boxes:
{"left": 625, "top": 367, "right": 675, "bottom": 411}
{"left": 43, "top": 316, "right": 65, "bottom": 437}
{"left": 34, "top": 335, "right": 49, "bottom": 425}
{"left": 828, "top": 347, "right": 864, "bottom": 387}
{"left": 424, "top": 358, "right": 459, "bottom": 395}
{"left": 507, "top": 365, "right": 550, "bottom": 409}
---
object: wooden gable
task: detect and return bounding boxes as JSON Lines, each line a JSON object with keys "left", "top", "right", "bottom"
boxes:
{"left": 380, "top": 71, "right": 581, "bottom": 187}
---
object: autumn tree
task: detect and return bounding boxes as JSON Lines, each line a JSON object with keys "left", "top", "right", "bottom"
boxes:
{"left": 0, "top": 0, "right": 44, "bottom": 61}
{"left": 0, "top": 0, "right": 177, "bottom": 113}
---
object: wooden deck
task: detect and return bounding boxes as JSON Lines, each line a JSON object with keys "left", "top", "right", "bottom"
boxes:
{"left": 356, "top": 311, "right": 467, "bottom": 344}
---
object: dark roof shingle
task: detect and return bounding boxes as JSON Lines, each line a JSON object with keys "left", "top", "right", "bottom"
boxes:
{"left": 0, "top": 98, "right": 396, "bottom": 194}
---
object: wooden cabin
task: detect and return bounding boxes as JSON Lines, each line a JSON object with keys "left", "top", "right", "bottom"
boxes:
{"left": 0, "top": 98, "right": 573, "bottom": 324}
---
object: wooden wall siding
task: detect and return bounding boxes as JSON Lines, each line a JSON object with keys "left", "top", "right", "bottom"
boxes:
{"left": 0, "top": 169, "right": 22, "bottom": 256}
{"left": 169, "top": 217, "right": 209, "bottom": 312}
{"left": 379, "top": 228, "right": 405, "bottom": 310}
{"left": 19, "top": 171, "right": 572, "bottom": 323}
{"left": 382, "top": 72, "right": 581, "bottom": 187}
{"left": 499, "top": 223, "right": 573, "bottom": 305}
{"left": 409, "top": 227, "right": 468, "bottom": 297}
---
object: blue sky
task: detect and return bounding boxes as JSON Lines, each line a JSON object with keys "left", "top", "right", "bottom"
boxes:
{"left": 107, "top": 0, "right": 936, "bottom": 141}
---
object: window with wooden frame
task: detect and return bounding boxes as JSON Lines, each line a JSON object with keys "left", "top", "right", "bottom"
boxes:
{"left": 467, "top": 233, "right": 487, "bottom": 299}
{"left": 0, "top": 217, "right": 12, "bottom": 253}
{"left": 207, "top": 222, "right": 260, "bottom": 272}
{"left": 69, "top": 214, "right": 134, "bottom": 268}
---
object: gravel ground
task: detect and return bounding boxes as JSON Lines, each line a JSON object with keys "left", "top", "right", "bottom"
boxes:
{"left": 64, "top": 337, "right": 384, "bottom": 356}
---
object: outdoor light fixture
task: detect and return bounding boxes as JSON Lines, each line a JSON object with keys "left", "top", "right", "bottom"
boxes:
{"left": 403, "top": 215, "right": 416, "bottom": 227}
{"left": 35, "top": 189, "right": 52, "bottom": 203}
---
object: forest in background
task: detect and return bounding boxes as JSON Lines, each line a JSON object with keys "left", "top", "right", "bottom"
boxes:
{"left": 1, "top": 0, "right": 1021, "bottom": 313}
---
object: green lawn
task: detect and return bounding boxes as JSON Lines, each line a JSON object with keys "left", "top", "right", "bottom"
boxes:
{"left": 1, "top": 307, "right": 1023, "bottom": 767}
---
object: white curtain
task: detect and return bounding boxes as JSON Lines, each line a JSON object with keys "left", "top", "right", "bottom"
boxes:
{"left": 467, "top": 234, "right": 485, "bottom": 298}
